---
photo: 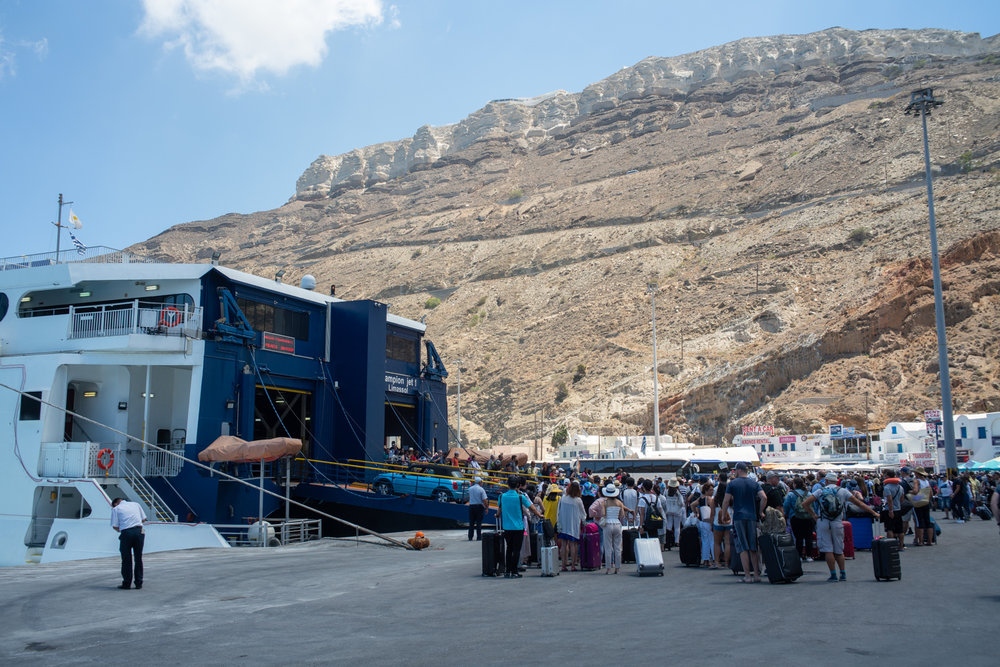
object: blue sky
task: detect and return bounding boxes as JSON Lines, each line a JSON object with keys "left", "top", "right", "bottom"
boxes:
{"left": 1, "top": 0, "right": 998, "bottom": 257}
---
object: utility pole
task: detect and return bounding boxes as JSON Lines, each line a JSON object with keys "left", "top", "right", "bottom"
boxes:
{"left": 646, "top": 283, "right": 660, "bottom": 451}
{"left": 905, "top": 88, "right": 958, "bottom": 478}
{"left": 456, "top": 360, "right": 462, "bottom": 449}
{"left": 865, "top": 392, "right": 871, "bottom": 461}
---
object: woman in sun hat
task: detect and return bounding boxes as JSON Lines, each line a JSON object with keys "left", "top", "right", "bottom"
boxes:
{"left": 600, "top": 483, "right": 635, "bottom": 574}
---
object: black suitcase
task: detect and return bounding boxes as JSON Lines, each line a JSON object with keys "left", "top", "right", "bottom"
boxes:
{"left": 621, "top": 526, "right": 639, "bottom": 563}
{"left": 872, "top": 538, "right": 901, "bottom": 581}
{"left": 976, "top": 506, "right": 993, "bottom": 521}
{"left": 729, "top": 548, "right": 744, "bottom": 575}
{"left": 527, "top": 527, "right": 540, "bottom": 566}
{"left": 679, "top": 525, "right": 701, "bottom": 567}
{"left": 760, "top": 533, "right": 802, "bottom": 584}
{"left": 481, "top": 531, "right": 504, "bottom": 577}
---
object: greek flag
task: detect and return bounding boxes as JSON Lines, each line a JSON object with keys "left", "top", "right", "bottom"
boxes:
{"left": 69, "top": 232, "right": 87, "bottom": 255}
{"left": 641, "top": 436, "right": 647, "bottom": 454}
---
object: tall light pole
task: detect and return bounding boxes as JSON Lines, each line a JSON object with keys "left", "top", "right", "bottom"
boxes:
{"left": 646, "top": 283, "right": 660, "bottom": 451}
{"left": 904, "top": 88, "right": 957, "bottom": 477}
{"left": 455, "top": 359, "right": 462, "bottom": 449}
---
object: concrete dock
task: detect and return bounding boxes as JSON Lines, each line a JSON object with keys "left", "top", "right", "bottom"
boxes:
{"left": 1, "top": 513, "right": 997, "bottom": 666}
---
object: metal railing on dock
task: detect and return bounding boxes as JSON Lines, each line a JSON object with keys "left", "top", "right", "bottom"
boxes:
{"left": 213, "top": 519, "right": 323, "bottom": 547}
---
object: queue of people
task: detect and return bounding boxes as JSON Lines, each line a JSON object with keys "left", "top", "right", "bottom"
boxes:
{"left": 489, "top": 463, "right": 1000, "bottom": 582}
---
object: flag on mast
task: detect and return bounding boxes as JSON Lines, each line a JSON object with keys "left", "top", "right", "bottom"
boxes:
{"left": 68, "top": 209, "right": 82, "bottom": 229}
{"left": 69, "top": 232, "right": 87, "bottom": 255}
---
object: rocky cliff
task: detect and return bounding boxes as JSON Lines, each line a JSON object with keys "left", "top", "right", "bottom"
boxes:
{"left": 295, "top": 28, "right": 1000, "bottom": 200}
{"left": 134, "top": 27, "right": 1000, "bottom": 446}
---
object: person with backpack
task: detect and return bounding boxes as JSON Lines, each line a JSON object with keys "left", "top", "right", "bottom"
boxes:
{"left": 783, "top": 476, "right": 816, "bottom": 561}
{"left": 637, "top": 479, "right": 661, "bottom": 540}
{"left": 802, "top": 476, "right": 879, "bottom": 582}
{"left": 661, "top": 478, "right": 686, "bottom": 550}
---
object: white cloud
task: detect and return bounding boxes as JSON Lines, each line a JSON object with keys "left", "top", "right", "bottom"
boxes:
{"left": 140, "top": 0, "right": 385, "bottom": 83}
{"left": 0, "top": 30, "right": 48, "bottom": 80}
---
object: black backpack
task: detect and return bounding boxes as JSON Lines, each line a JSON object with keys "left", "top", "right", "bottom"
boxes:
{"left": 642, "top": 495, "right": 662, "bottom": 533}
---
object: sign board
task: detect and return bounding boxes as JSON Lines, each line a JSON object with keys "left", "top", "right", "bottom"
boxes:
{"left": 911, "top": 452, "right": 934, "bottom": 467}
{"left": 779, "top": 436, "right": 797, "bottom": 444}
{"left": 742, "top": 425, "right": 774, "bottom": 436}
{"left": 740, "top": 437, "right": 772, "bottom": 446}
{"left": 924, "top": 409, "right": 942, "bottom": 422}
{"left": 262, "top": 331, "right": 295, "bottom": 354}
{"left": 844, "top": 426, "right": 855, "bottom": 435}
{"left": 829, "top": 424, "right": 843, "bottom": 436}
{"left": 385, "top": 372, "right": 419, "bottom": 395}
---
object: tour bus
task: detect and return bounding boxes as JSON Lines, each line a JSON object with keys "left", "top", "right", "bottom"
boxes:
{"left": 575, "top": 446, "right": 760, "bottom": 479}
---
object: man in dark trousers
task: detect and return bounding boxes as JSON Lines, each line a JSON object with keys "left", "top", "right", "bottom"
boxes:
{"left": 111, "top": 497, "right": 147, "bottom": 589}
{"left": 467, "top": 477, "right": 488, "bottom": 540}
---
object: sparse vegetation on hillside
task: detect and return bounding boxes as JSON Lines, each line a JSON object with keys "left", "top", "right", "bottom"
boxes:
{"left": 883, "top": 64, "right": 902, "bottom": 79}
{"left": 849, "top": 227, "right": 873, "bottom": 244}
{"left": 555, "top": 381, "right": 569, "bottom": 403}
{"left": 959, "top": 150, "right": 974, "bottom": 173}
{"left": 424, "top": 297, "right": 440, "bottom": 309}
{"left": 572, "top": 364, "right": 587, "bottom": 383}
{"left": 551, "top": 425, "right": 568, "bottom": 447}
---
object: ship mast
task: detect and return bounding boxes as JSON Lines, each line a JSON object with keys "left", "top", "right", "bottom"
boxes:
{"left": 52, "top": 193, "right": 73, "bottom": 260}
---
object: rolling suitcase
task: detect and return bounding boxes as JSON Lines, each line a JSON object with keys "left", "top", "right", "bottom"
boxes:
{"left": 481, "top": 531, "right": 504, "bottom": 577}
{"left": 679, "top": 525, "right": 701, "bottom": 567}
{"left": 539, "top": 545, "right": 559, "bottom": 577}
{"left": 621, "top": 525, "right": 639, "bottom": 564}
{"left": 527, "top": 525, "right": 540, "bottom": 566}
{"left": 634, "top": 537, "right": 664, "bottom": 576}
{"left": 841, "top": 520, "right": 855, "bottom": 559}
{"left": 759, "top": 533, "right": 802, "bottom": 584}
{"left": 848, "top": 517, "right": 874, "bottom": 550}
{"left": 580, "top": 522, "right": 601, "bottom": 571}
{"left": 872, "top": 538, "right": 901, "bottom": 581}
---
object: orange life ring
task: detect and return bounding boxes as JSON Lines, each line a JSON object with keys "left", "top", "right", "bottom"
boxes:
{"left": 159, "top": 306, "right": 180, "bottom": 327}
{"left": 96, "top": 448, "right": 115, "bottom": 470}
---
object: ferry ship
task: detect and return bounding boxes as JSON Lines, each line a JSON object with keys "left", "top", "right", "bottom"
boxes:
{"left": 0, "top": 245, "right": 452, "bottom": 565}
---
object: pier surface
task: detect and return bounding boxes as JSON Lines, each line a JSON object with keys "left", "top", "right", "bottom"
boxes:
{"left": 1, "top": 514, "right": 997, "bottom": 666}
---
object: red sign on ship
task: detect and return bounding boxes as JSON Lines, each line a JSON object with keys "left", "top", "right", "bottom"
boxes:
{"left": 262, "top": 332, "right": 295, "bottom": 354}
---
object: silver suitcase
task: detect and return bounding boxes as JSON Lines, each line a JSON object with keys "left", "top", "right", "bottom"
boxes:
{"left": 539, "top": 545, "right": 559, "bottom": 577}
{"left": 634, "top": 537, "right": 664, "bottom": 576}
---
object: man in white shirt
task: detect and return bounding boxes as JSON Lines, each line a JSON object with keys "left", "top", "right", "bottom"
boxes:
{"left": 467, "top": 478, "right": 489, "bottom": 541}
{"left": 111, "top": 498, "right": 147, "bottom": 589}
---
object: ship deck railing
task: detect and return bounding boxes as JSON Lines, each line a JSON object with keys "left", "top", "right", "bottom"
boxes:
{"left": 0, "top": 246, "right": 153, "bottom": 271}
{"left": 212, "top": 518, "right": 323, "bottom": 547}
{"left": 63, "top": 300, "right": 203, "bottom": 340}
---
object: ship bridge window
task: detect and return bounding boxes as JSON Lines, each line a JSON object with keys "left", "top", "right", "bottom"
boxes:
{"left": 386, "top": 333, "right": 418, "bottom": 364}
{"left": 0, "top": 293, "right": 8, "bottom": 321}
{"left": 17, "top": 292, "right": 193, "bottom": 317}
{"left": 19, "top": 391, "right": 42, "bottom": 421}
{"left": 237, "top": 298, "right": 309, "bottom": 341}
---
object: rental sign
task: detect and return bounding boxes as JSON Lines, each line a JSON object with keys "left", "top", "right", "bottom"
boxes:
{"left": 742, "top": 425, "right": 774, "bottom": 436}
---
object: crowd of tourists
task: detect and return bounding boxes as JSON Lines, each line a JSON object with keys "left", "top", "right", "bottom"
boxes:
{"left": 473, "top": 463, "right": 1000, "bottom": 581}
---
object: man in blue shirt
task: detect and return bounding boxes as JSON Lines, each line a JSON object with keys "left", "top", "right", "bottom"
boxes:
{"left": 720, "top": 463, "right": 766, "bottom": 583}
{"left": 497, "top": 476, "right": 541, "bottom": 578}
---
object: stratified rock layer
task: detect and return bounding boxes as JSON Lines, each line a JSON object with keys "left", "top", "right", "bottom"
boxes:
{"left": 135, "top": 27, "right": 1000, "bottom": 445}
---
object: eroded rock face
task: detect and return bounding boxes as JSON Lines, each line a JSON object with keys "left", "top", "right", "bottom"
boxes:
{"left": 136, "top": 28, "right": 1000, "bottom": 445}
{"left": 295, "top": 27, "right": 998, "bottom": 199}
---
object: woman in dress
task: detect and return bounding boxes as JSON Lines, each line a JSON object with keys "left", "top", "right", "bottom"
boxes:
{"left": 556, "top": 481, "right": 587, "bottom": 571}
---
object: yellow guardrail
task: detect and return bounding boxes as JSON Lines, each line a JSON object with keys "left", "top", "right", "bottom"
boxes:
{"left": 302, "top": 457, "right": 473, "bottom": 485}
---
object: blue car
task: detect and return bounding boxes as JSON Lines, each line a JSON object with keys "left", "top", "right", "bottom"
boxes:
{"left": 371, "top": 463, "right": 471, "bottom": 503}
